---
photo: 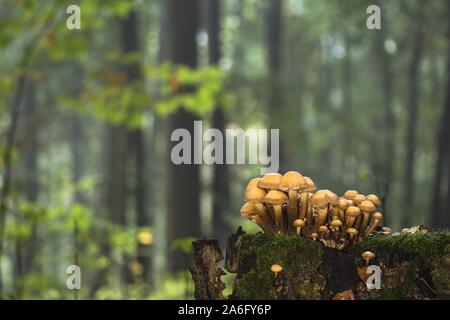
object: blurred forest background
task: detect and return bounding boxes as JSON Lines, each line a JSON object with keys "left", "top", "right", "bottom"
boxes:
{"left": 0, "top": 0, "right": 450, "bottom": 299}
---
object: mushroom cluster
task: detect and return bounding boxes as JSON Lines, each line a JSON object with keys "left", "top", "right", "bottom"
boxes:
{"left": 240, "top": 171, "right": 384, "bottom": 249}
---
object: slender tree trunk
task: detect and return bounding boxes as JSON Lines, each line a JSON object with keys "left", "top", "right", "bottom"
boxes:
{"left": 371, "top": 5, "right": 395, "bottom": 225}
{"left": 207, "top": 0, "right": 230, "bottom": 242}
{"left": 431, "top": 3, "right": 450, "bottom": 228}
{"left": 121, "top": 10, "right": 152, "bottom": 284}
{"left": 266, "top": 0, "right": 285, "bottom": 171}
{"left": 402, "top": 13, "right": 424, "bottom": 227}
{"left": 342, "top": 32, "right": 353, "bottom": 173}
{"left": 166, "top": 0, "right": 201, "bottom": 272}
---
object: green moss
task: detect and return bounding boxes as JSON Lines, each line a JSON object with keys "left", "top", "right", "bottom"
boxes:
{"left": 430, "top": 244, "right": 450, "bottom": 296}
{"left": 235, "top": 234, "right": 325, "bottom": 299}
{"left": 357, "top": 231, "right": 450, "bottom": 260}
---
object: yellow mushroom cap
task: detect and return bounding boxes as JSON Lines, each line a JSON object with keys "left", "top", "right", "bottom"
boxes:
{"left": 240, "top": 202, "right": 257, "bottom": 219}
{"left": 346, "top": 227, "right": 358, "bottom": 236}
{"left": 361, "top": 251, "right": 375, "bottom": 261}
{"left": 279, "top": 171, "right": 306, "bottom": 192}
{"left": 366, "top": 194, "right": 381, "bottom": 206}
{"left": 360, "top": 200, "right": 376, "bottom": 212}
{"left": 319, "top": 225, "right": 329, "bottom": 233}
{"left": 311, "top": 232, "right": 318, "bottom": 239}
{"left": 331, "top": 219, "right": 343, "bottom": 228}
{"left": 309, "top": 189, "right": 339, "bottom": 207}
{"left": 264, "top": 190, "right": 289, "bottom": 205}
{"left": 343, "top": 190, "right": 358, "bottom": 200}
{"left": 245, "top": 178, "right": 260, "bottom": 195}
{"left": 245, "top": 186, "right": 267, "bottom": 203}
{"left": 293, "top": 219, "right": 305, "bottom": 228}
{"left": 338, "top": 198, "right": 350, "bottom": 211}
{"left": 303, "top": 176, "right": 317, "bottom": 192}
{"left": 271, "top": 264, "right": 283, "bottom": 273}
{"left": 345, "top": 206, "right": 361, "bottom": 217}
{"left": 372, "top": 212, "right": 383, "bottom": 221}
{"left": 258, "top": 173, "right": 283, "bottom": 190}
{"left": 353, "top": 194, "right": 366, "bottom": 205}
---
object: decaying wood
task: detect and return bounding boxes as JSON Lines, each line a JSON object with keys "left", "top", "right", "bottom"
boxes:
{"left": 190, "top": 239, "right": 226, "bottom": 300}
{"left": 225, "top": 226, "right": 244, "bottom": 273}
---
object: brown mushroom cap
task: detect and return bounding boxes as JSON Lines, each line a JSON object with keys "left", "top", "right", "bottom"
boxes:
{"left": 264, "top": 190, "right": 289, "bottom": 205}
{"left": 366, "top": 194, "right": 381, "bottom": 206}
{"left": 258, "top": 173, "right": 283, "bottom": 190}
{"left": 345, "top": 206, "right": 361, "bottom": 217}
{"left": 311, "top": 232, "right": 318, "bottom": 240}
{"left": 331, "top": 219, "right": 343, "bottom": 228}
{"left": 278, "top": 171, "right": 306, "bottom": 192}
{"left": 271, "top": 264, "right": 283, "bottom": 273}
{"left": 372, "top": 211, "right": 383, "bottom": 221}
{"left": 309, "top": 189, "right": 339, "bottom": 207}
{"left": 303, "top": 176, "right": 317, "bottom": 192}
{"left": 343, "top": 190, "right": 358, "bottom": 200}
{"left": 293, "top": 219, "right": 305, "bottom": 228}
{"left": 245, "top": 186, "right": 267, "bottom": 203}
{"left": 319, "top": 225, "right": 329, "bottom": 233}
{"left": 245, "top": 178, "right": 260, "bottom": 195}
{"left": 338, "top": 198, "right": 350, "bottom": 211}
{"left": 240, "top": 202, "right": 257, "bottom": 219}
{"left": 353, "top": 194, "right": 366, "bottom": 205}
{"left": 359, "top": 200, "right": 376, "bottom": 212}
{"left": 346, "top": 227, "right": 358, "bottom": 236}
{"left": 361, "top": 251, "right": 375, "bottom": 261}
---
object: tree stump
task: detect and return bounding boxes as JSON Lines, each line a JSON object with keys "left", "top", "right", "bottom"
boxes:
{"left": 190, "top": 229, "right": 450, "bottom": 300}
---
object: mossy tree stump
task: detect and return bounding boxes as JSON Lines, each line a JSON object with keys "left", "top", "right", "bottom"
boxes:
{"left": 191, "top": 228, "right": 450, "bottom": 300}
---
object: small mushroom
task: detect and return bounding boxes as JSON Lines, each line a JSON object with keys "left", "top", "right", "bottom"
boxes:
{"left": 401, "top": 228, "right": 410, "bottom": 234}
{"left": 330, "top": 219, "right": 343, "bottom": 232}
{"left": 311, "top": 232, "right": 318, "bottom": 241}
{"left": 271, "top": 264, "right": 283, "bottom": 278}
{"left": 345, "top": 206, "right": 361, "bottom": 228}
{"left": 319, "top": 225, "right": 329, "bottom": 234}
{"left": 245, "top": 186, "right": 276, "bottom": 234}
{"left": 278, "top": 171, "right": 307, "bottom": 235}
{"left": 257, "top": 173, "right": 283, "bottom": 190}
{"left": 366, "top": 194, "right": 381, "bottom": 207}
{"left": 337, "top": 198, "right": 349, "bottom": 221}
{"left": 365, "top": 211, "right": 383, "bottom": 237}
{"left": 264, "top": 190, "right": 289, "bottom": 233}
{"left": 382, "top": 226, "right": 392, "bottom": 233}
{"left": 358, "top": 200, "right": 376, "bottom": 235}
{"left": 293, "top": 219, "right": 305, "bottom": 236}
{"left": 361, "top": 251, "right": 375, "bottom": 266}
{"left": 353, "top": 194, "right": 366, "bottom": 206}
{"left": 343, "top": 190, "right": 358, "bottom": 201}
{"left": 346, "top": 227, "right": 358, "bottom": 241}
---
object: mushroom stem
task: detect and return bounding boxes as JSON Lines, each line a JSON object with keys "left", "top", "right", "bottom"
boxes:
{"left": 313, "top": 207, "right": 328, "bottom": 231}
{"left": 273, "top": 205, "right": 284, "bottom": 234}
{"left": 298, "top": 192, "right": 309, "bottom": 220}
{"left": 305, "top": 205, "right": 314, "bottom": 226}
{"left": 365, "top": 212, "right": 383, "bottom": 237}
{"left": 286, "top": 189, "right": 298, "bottom": 235}
{"left": 254, "top": 203, "right": 276, "bottom": 235}
{"left": 359, "top": 212, "right": 370, "bottom": 235}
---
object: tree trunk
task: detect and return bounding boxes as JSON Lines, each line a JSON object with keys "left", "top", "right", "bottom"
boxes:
{"left": 207, "top": 0, "right": 230, "bottom": 242}
{"left": 266, "top": 0, "right": 286, "bottom": 171}
{"left": 121, "top": 10, "right": 152, "bottom": 284}
{"left": 166, "top": 0, "right": 201, "bottom": 272}
{"left": 402, "top": 13, "right": 424, "bottom": 227}
{"left": 431, "top": 3, "right": 450, "bottom": 229}
{"left": 371, "top": 2, "right": 395, "bottom": 225}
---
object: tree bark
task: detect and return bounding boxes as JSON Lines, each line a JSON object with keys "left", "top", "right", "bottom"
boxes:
{"left": 166, "top": 0, "right": 202, "bottom": 272}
